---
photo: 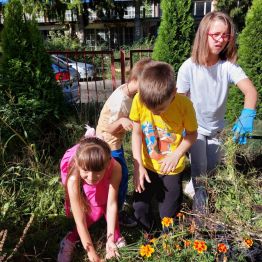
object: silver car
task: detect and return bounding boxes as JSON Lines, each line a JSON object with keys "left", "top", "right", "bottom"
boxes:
{"left": 51, "top": 55, "right": 80, "bottom": 81}
{"left": 51, "top": 54, "right": 95, "bottom": 80}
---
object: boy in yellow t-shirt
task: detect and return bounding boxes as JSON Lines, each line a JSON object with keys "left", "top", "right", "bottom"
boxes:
{"left": 130, "top": 61, "right": 198, "bottom": 232}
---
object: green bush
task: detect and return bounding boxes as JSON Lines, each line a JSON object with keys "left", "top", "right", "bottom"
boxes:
{"left": 0, "top": 0, "right": 65, "bottom": 160}
{"left": 238, "top": 0, "right": 262, "bottom": 119}
{"left": 152, "top": 0, "right": 194, "bottom": 73}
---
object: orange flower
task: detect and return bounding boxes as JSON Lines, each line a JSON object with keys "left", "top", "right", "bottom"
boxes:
{"left": 161, "top": 217, "right": 173, "bottom": 228}
{"left": 244, "top": 238, "right": 253, "bottom": 248}
{"left": 217, "top": 243, "right": 228, "bottom": 253}
{"left": 175, "top": 244, "right": 182, "bottom": 250}
{"left": 183, "top": 240, "right": 191, "bottom": 248}
{"left": 176, "top": 212, "right": 184, "bottom": 218}
{"left": 193, "top": 240, "right": 207, "bottom": 254}
{"left": 139, "top": 244, "right": 155, "bottom": 258}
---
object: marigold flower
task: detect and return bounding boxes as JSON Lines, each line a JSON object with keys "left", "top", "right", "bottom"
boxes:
{"left": 149, "top": 238, "right": 157, "bottom": 244}
{"left": 139, "top": 244, "right": 155, "bottom": 258}
{"left": 175, "top": 244, "right": 182, "bottom": 250}
{"left": 176, "top": 212, "right": 184, "bottom": 218}
{"left": 193, "top": 240, "right": 207, "bottom": 254}
{"left": 217, "top": 243, "right": 228, "bottom": 253}
{"left": 183, "top": 239, "right": 191, "bottom": 248}
{"left": 161, "top": 217, "right": 173, "bottom": 228}
{"left": 244, "top": 238, "right": 253, "bottom": 248}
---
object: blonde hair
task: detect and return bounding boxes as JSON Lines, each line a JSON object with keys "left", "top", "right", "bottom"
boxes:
{"left": 139, "top": 61, "right": 176, "bottom": 110}
{"left": 192, "top": 11, "right": 237, "bottom": 65}
{"left": 128, "top": 57, "right": 153, "bottom": 82}
{"left": 65, "top": 137, "right": 111, "bottom": 213}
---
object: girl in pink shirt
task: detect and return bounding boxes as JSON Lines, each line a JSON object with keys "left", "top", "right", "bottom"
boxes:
{"left": 58, "top": 135, "right": 125, "bottom": 262}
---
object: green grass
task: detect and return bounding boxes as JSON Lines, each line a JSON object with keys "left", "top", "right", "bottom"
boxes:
{"left": 0, "top": 105, "right": 261, "bottom": 261}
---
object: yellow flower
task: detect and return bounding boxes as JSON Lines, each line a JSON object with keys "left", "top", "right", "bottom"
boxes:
{"left": 149, "top": 238, "right": 157, "bottom": 244}
{"left": 217, "top": 243, "right": 228, "bottom": 253}
{"left": 161, "top": 217, "right": 173, "bottom": 228}
{"left": 193, "top": 240, "right": 207, "bottom": 254}
{"left": 140, "top": 244, "right": 155, "bottom": 258}
{"left": 244, "top": 238, "right": 253, "bottom": 248}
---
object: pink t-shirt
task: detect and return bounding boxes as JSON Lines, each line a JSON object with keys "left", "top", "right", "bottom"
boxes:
{"left": 60, "top": 144, "right": 114, "bottom": 214}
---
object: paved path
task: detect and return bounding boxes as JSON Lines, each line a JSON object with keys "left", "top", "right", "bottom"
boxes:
{"left": 79, "top": 79, "right": 121, "bottom": 103}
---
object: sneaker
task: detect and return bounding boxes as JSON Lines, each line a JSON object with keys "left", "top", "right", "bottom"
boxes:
{"left": 183, "top": 179, "right": 195, "bottom": 199}
{"left": 115, "top": 237, "right": 127, "bottom": 248}
{"left": 57, "top": 233, "right": 76, "bottom": 262}
{"left": 119, "top": 211, "right": 137, "bottom": 228}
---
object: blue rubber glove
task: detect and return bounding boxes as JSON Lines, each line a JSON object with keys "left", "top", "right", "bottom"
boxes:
{"left": 232, "top": 108, "right": 256, "bottom": 144}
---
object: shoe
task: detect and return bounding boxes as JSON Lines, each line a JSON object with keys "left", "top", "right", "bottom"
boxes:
{"left": 183, "top": 179, "right": 195, "bottom": 199}
{"left": 115, "top": 237, "right": 127, "bottom": 248}
{"left": 57, "top": 233, "right": 76, "bottom": 262}
{"left": 119, "top": 211, "right": 137, "bottom": 228}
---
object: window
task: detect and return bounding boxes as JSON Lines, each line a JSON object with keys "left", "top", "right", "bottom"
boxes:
{"left": 193, "top": 1, "right": 212, "bottom": 17}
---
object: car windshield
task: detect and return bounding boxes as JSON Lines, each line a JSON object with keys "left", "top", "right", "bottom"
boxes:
{"left": 57, "top": 55, "right": 75, "bottom": 64}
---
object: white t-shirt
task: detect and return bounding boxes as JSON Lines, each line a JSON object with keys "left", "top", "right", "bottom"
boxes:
{"left": 177, "top": 58, "right": 247, "bottom": 136}
{"left": 96, "top": 84, "right": 132, "bottom": 150}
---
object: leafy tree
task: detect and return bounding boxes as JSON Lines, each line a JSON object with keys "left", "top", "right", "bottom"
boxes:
{"left": 0, "top": 0, "right": 65, "bottom": 159}
{"left": 238, "top": 0, "right": 262, "bottom": 119}
{"left": 215, "top": 0, "right": 252, "bottom": 32}
{"left": 152, "top": 0, "right": 194, "bottom": 73}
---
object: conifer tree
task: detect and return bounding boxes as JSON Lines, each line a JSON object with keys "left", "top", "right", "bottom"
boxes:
{"left": 152, "top": 0, "right": 194, "bottom": 73}
{"left": 238, "top": 0, "right": 262, "bottom": 119}
{"left": 0, "top": 0, "right": 65, "bottom": 153}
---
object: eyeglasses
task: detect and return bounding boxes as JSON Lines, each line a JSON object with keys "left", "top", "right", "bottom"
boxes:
{"left": 208, "top": 33, "right": 231, "bottom": 41}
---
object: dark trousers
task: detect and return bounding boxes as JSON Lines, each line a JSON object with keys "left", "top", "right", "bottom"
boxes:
{"left": 133, "top": 169, "right": 182, "bottom": 232}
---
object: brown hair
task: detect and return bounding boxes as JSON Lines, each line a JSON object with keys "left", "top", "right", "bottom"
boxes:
{"left": 65, "top": 137, "right": 111, "bottom": 214}
{"left": 191, "top": 11, "right": 237, "bottom": 65}
{"left": 128, "top": 57, "right": 153, "bottom": 82}
{"left": 139, "top": 61, "right": 176, "bottom": 110}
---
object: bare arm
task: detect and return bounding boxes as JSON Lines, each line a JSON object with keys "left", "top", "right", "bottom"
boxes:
{"left": 67, "top": 175, "right": 102, "bottom": 262}
{"left": 159, "top": 130, "right": 197, "bottom": 174}
{"left": 237, "top": 78, "right": 258, "bottom": 109}
{"left": 105, "top": 162, "right": 122, "bottom": 259}
{"left": 132, "top": 121, "right": 151, "bottom": 193}
{"left": 105, "top": 117, "right": 133, "bottom": 135}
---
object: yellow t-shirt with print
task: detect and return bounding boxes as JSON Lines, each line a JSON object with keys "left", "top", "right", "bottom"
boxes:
{"left": 130, "top": 93, "right": 198, "bottom": 175}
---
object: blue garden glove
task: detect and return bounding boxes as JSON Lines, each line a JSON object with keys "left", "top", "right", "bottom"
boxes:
{"left": 232, "top": 108, "right": 256, "bottom": 145}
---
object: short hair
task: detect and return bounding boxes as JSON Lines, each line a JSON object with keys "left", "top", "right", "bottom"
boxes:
{"left": 192, "top": 11, "right": 237, "bottom": 65}
{"left": 128, "top": 57, "right": 153, "bottom": 82}
{"left": 139, "top": 61, "right": 176, "bottom": 110}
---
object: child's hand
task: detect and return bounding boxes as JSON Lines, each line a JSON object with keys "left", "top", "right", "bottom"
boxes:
{"left": 88, "top": 252, "right": 104, "bottom": 262}
{"left": 121, "top": 118, "right": 133, "bottom": 131}
{"left": 159, "top": 152, "right": 181, "bottom": 174}
{"left": 134, "top": 165, "right": 151, "bottom": 193}
{"left": 106, "top": 240, "right": 119, "bottom": 260}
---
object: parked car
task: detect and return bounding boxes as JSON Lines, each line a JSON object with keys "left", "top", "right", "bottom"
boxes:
{"left": 51, "top": 63, "right": 79, "bottom": 103}
{"left": 51, "top": 54, "right": 95, "bottom": 80}
{"left": 51, "top": 55, "right": 80, "bottom": 81}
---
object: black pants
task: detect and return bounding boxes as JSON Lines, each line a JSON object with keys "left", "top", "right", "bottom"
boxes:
{"left": 133, "top": 169, "right": 182, "bottom": 232}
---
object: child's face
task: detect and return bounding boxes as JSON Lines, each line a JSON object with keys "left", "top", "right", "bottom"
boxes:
{"left": 79, "top": 167, "right": 105, "bottom": 185}
{"left": 207, "top": 20, "right": 230, "bottom": 56}
{"left": 150, "top": 91, "right": 176, "bottom": 115}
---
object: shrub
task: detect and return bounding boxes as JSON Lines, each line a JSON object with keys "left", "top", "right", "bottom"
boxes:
{"left": 0, "top": 0, "right": 65, "bottom": 160}
{"left": 238, "top": 0, "right": 262, "bottom": 120}
{"left": 152, "top": 0, "right": 194, "bottom": 73}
